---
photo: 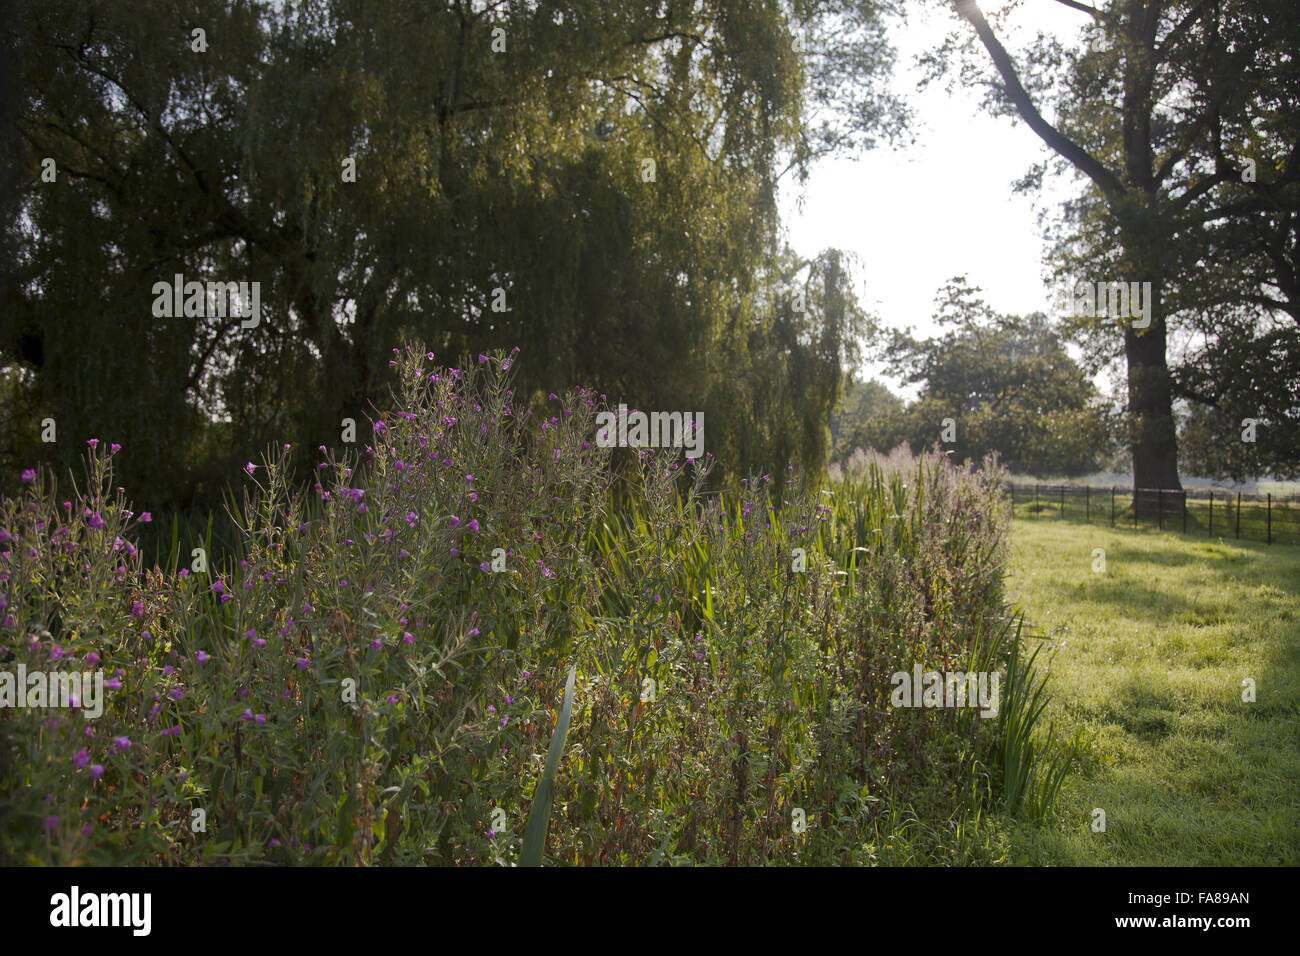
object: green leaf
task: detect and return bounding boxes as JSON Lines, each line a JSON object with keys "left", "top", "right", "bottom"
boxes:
{"left": 520, "top": 665, "right": 577, "bottom": 867}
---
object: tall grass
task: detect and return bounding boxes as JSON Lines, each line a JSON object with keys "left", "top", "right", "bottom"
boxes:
{"left": 0, "top": 345, "right": 1072, "bottom": 865}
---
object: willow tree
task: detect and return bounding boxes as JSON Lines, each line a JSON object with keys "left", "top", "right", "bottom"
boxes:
{"left": 3, "top": 0, "right": 903, "bottom": 505}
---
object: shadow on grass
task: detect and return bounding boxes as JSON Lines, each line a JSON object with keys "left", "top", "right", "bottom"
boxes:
{"left": 1009, "top": 514, "right": 1300, "bottom": 864}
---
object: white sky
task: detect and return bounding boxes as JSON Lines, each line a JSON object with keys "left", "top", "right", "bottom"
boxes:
{"left": 778, "top": 0, "right": 1098, "bottom": 400}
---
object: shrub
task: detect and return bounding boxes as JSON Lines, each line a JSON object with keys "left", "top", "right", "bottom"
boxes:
{"left": 0, "top": 343, "right": 1062, "bottom": 865}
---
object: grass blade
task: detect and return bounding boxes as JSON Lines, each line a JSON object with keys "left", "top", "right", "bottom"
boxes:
{"left": 520, "top": 665, "right": 577, "bottom": 866}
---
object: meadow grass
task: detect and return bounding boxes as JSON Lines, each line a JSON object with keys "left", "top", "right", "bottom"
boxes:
{"left": 1003, "top": 509, "right": 1300, "bottom": 865}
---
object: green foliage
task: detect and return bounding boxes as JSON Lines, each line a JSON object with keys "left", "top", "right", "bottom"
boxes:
{"left": 520, "top": 665, "right": 575, "bottom": 867}
{"left": 994, "top": 627, "right": 1079, "bottom": 820}
{"left": 847, "top": 277, "right": 1114, "bottom": 476}
{"left": 945, "top": 0, "right": 1300, "bottom": 483}
{"left": 1, "top": 0, "right": 899, "bottom": 504}
{"left": 0, "top": 345, "right": 1058, "bottom": 865}
{"left": 829, "top": 377, "right": 906, "bottom": 464}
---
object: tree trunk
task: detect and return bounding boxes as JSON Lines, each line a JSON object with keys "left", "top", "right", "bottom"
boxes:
{"left": 1124, "top": 276, "right": 1182, "bottom": 520}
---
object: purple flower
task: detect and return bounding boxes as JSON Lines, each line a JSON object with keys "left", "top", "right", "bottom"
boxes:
{"left": 371, "top": 639, "right": 382, "bottom": 650}
{"left": 87, "top": 439, "right": 98, "bottom": 448}
{"left": 245, "top": 628, "right": 256, "bottom": 639}
{"left": 241, "top": 709, "right": 253, "bottom": 721}
{"left": 50, "top": 644, "right": 63, "bottom": 661}
{"left": 448, "top": 516, "right": 461, "bottom": 529}
{"left": 195, "top": 651, "right": 209, "bottom": 664}
{"left": 44, "top": 815, "right": 59, "bottom": 829}
{"left": 140, "top": 512, "right": 152, "bottom": 523}
{"left": 86, "top": 652, "right": 99, "bottom": 666}
{"left": 466, "top": 519, "right": 480, "bottom": 534}
{"left": 402, "top": 632, "right": 414, "bottom": 645}
{"left": 73, "top": 748, "right": 89, "bottom": 769}
{"left": 297, "top": 657, "right": 310, "bottom": 670}
{"left": 110, "top": 443, "right": 121, "bottom": 453}
{"left": 162, "top": 725, "right": 181, "bottom": 737}
{"left": 90, "top": 764, "right": 105, "bottom": 780}
{"left": 255, "top": 714, "right": 266, "bottom": 725}
{"left": 387, "top": 694, "right": 399, "bottom": 705}
{"left": 132, "top": 601, "right": 144, "bottom": 618}
{"left": 111, "top": 736, "right": 130, "bottom": 752}
{"left": 245, "top": 462, "right": 256, "bottom": 475}
{"left": 479, "top": 561, "right": 492, "bottom": 573}
{"left": 21, "top": 469, "right": 35, "bottom": 484}
{"left": 88, "top": 512, "right": 106, "bottom": 530}
{"left": 212, "top": 580, "right": 224, "bottom": 595}
{"left": 103, "top": 677, "right": 122, "bottom": 690}
{"left": 170, "top": 688, "right": 184, "bottom": 701}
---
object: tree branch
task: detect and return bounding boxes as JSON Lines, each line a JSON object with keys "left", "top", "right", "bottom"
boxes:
{"left": 951, "top": 0, "right": 1125, "bottom": 198}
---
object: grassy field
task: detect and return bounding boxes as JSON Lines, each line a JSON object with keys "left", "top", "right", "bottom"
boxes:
{"left": 1003, "top": 508, "right": 1300, "bottom": 865}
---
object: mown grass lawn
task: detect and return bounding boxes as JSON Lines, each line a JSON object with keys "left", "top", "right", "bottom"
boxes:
{"left": 1002, "top": 508, "right": 1300, "bottom": 865}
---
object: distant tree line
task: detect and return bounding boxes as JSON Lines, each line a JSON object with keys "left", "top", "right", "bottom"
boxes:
{"left": 832, "top": 277, "right": 1117, "bottom": 478}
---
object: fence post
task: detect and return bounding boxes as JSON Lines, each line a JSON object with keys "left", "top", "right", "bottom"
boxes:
{"left": 1111, "top": 486, "right": 1116, "bottom": 527}
{"left": 1236, "top": 492, "right": 1241, "bottom": 539}
{"left": 1158, "top": 488, "right": 1164, "bottom": 530}
{"left": 1268, "top": 493, "right": 1272, "bottom": 545}
{"left": 1134, "top": 489, "right": 1138, "bottom": 531}
{"left": 1209, "top": 491, "right": 1213, "bottom": 536}
{"left": 1183, "top": 492, "right": 1187, "bottom": 534}
{"left": 1086, "top": 485, "right": 1090, "bottom": 522}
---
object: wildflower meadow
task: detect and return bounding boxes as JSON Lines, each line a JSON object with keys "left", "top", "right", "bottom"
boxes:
{"left": 0, "top": 345, "right": 1070, "bottom": 865}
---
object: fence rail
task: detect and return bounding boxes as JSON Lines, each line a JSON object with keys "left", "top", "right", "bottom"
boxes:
{"left": 1004, "top": 482, "right": 1300, "bottom": 546}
